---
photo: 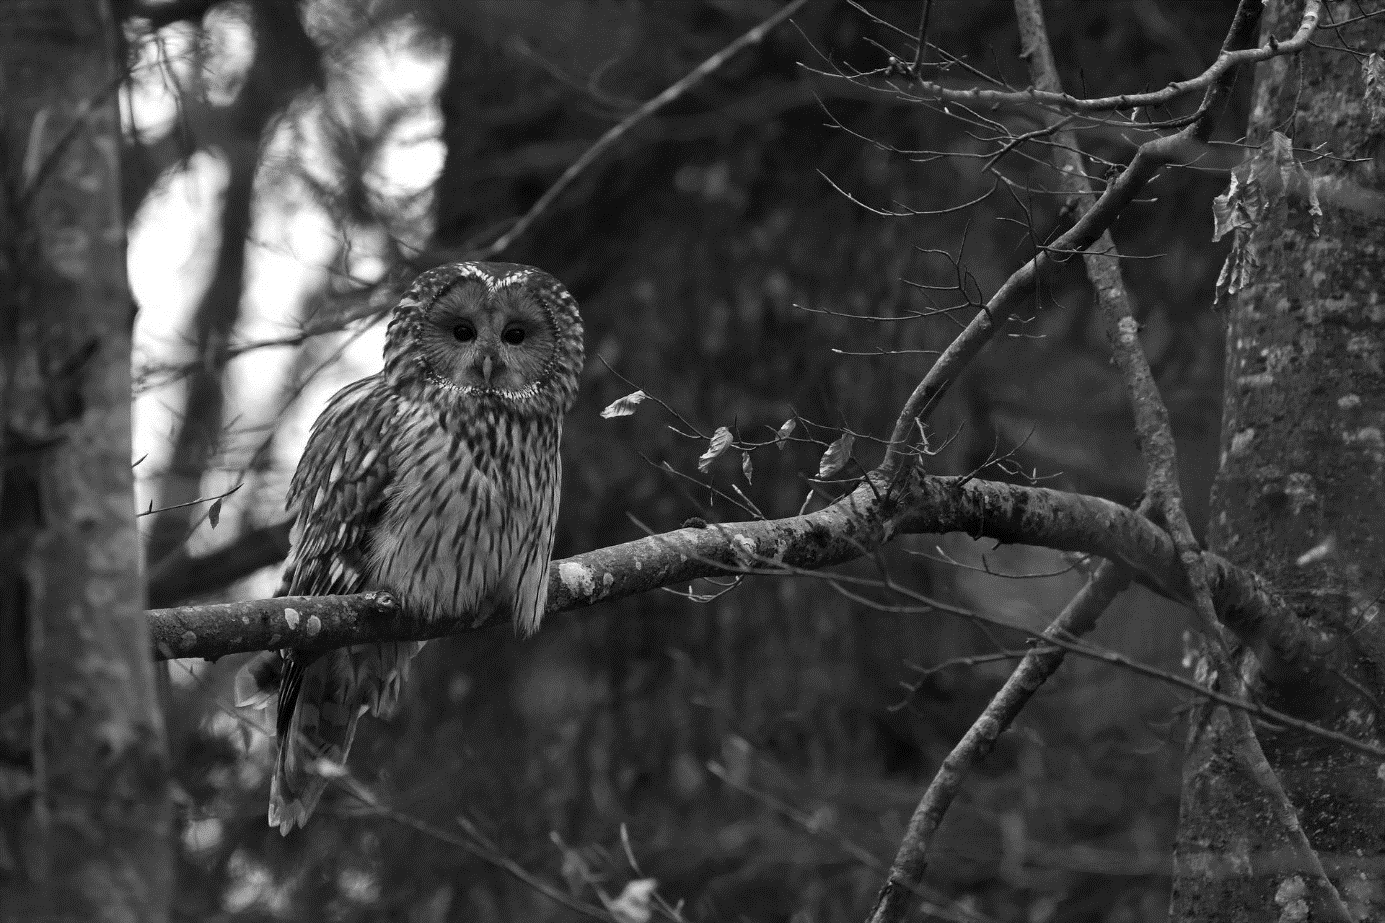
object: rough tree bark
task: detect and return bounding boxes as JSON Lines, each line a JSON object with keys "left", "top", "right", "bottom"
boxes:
{"left": 1173, "top": 1, "right": 1385, "bottom": 920}
{"left": 0, "top": 2, "right": 172, "bottom": 920}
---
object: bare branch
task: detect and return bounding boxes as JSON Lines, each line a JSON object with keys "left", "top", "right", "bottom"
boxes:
{"left": 866, "top": 559, "right": 1130, "bottom": 923}
{"left": 835, "top": 0, "right": 1321, "bottom": 117}
{"left": 705, "top": 763, "right": 996, "bottom": 923}
{"left": 149, "top": 472, "right": 1335, "bottom": 670}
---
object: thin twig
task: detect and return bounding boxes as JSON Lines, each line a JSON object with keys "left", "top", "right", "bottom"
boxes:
{"left": 878, "top": 0, "right": 1324, "bottom": 475}
{"left": 828, "top": 0, "right": 1321, "bottom": 118}
{"left": 473, "top": 0, "right": 813, "bottom": 259}
{"left": 706, "top": 763, "right": 999, "bottom": 923}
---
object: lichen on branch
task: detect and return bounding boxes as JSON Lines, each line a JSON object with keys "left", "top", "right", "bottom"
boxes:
{"left": 150, "top": 470, "right": 1331, "bottom": 673}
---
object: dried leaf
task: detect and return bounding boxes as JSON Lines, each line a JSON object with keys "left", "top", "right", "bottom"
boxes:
{"left": 816, "top": 434, "right": 854, "bottom": 479}
{"left": 698, "top": 427, "right": 733, "bottom": 473}
{"left": 600, "top": 390, "right": 647, "bottom": 419}
{"left": 1365, "top": 53, "right": 1385, "bottom": 128}
{"left": 1214, "top": 233, "right": 1259, "bottom": 304}
{"left": 208, "top": 497, "right": 222, "bottom": 529}
{"left": 1304, "top": 176, "right": 1323, "bottom": 239}
{"left": 1210, "top": 171, "right": 1250, "bottom": 243}
{"left": 603, "top": 878, "right": 658, "bottom": 923}
{"left": 1267, "top": 131, "right": 1297, "bottom": 192}
{"left": 775, "top": 417, "right": 797, "bottom": 449}
{"left": 1213, "top": 131, "right": 1320, "bottom": 304}
{"left": 741, "top": 451, "right": 753, "bottom": 485}
{"left": 1263, "top": 132, "right": 1319, "bottom": 237}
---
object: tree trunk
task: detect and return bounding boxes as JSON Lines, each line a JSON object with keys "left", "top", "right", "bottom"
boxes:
{"left": 0, "top": 2, "right": 172, "bottom": 920}
{"left": 1173, "top": 2, "right": 1385, "bottom": 920}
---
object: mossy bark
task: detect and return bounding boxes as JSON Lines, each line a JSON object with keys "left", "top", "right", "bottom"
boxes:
{"left": 0, "top": 2, "right": 172, "bottom": 920}
{"left": 1172, "top": 2, "right": 1385, "bottom": 920}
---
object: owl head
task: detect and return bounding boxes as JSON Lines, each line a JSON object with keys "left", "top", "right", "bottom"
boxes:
{"left": 383, "top": 262, "right": 584, "bottom": 415}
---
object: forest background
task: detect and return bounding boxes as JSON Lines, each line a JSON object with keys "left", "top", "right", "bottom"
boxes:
{"left": 3, "top": 0, "right": 1377, "bottom": 921}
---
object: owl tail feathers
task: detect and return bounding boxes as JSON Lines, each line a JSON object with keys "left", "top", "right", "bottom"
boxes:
{"left": 234, "top": 651, "right": 283, "bottom": 711}
{"left": 268, "top": 653, "right": 363, "bottom": 835}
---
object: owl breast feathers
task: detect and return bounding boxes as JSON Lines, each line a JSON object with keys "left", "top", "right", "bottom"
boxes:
{"left": 237, "top": 261, "right": 583, "bottom": 833}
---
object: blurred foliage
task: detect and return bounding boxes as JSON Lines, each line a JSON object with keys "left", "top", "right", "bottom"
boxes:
{"left": 133, "top": 0, "right": 1245, "bottom": 920}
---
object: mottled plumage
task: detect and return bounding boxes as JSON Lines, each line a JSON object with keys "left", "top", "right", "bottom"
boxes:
{"left": 237, "top": 262, "right": 583, "bottom": 833}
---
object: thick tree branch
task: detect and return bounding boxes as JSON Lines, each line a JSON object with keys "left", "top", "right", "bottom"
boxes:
{"left": 150, "top": 476, "right": 894, "bottom": 659}
{"left": 149, "top": 472, "right": 1333, "bottom": 666}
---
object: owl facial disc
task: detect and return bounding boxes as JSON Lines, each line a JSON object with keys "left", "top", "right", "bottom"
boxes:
{"left": 384, "top": 261, "right": 584, "bottom": 415}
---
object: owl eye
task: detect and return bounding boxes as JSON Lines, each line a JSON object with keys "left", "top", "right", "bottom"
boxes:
{"left": 502, "top": 324, "right": 526, "bottom": 345}
{"left": 453, "top": 321, "right": 477, "bottom": 343}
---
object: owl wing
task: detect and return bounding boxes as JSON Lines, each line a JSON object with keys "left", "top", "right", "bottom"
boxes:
{"left": 278, "top": 374, "right": 400, "bottom": 599}
{"left": 236, "top": 374, "right": 405, "bottom": 833}
{"left": 506, "top": 436, "right": 562, "bottom": 637}
{"left": 236, "top": 375, "right": 398, "bottom": 711}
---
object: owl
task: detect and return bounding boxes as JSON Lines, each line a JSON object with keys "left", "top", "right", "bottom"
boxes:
{"left": 237, "top": 261, "right": 584, "bottom": 833}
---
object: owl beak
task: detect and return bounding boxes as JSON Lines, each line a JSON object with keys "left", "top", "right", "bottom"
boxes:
{"left": 481, "top": 354, "right": 494, "bottom": 384}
